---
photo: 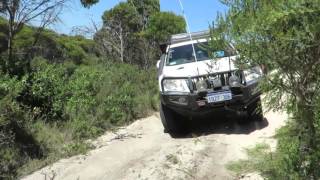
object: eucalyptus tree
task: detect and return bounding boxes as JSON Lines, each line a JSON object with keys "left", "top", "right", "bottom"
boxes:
{"left": 128, "top": 0, "right": 160, "bottom": 29}
{"left": 95, "top": 2, "right": 141, "bottom": 63}
{"left": 95, "top": 0, "right": 186, "bottom": 68}
{"left": 145, "top": 11, "right": 186, "bottom": 44}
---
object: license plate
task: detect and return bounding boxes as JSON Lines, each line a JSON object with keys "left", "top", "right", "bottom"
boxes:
{"left": 207, "top": 91, "right": 232, "bottom": 103}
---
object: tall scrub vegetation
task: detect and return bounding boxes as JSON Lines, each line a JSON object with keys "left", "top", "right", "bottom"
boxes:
{"left": 216, "top": 0, "right": 320, "bottom": 178}
{"left": 0, "top": 0, "right": 178, "bottom": 178}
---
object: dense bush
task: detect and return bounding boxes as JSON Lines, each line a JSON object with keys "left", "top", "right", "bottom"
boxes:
{"left": 21, "top": 57, "right": 158, "bottom": 140}
{"left": 0, "top": 5, "right": 160, "bottom": 178}
{"left": 218, "top": 0, "right": 320, "bottom": 178}
{"left": 0, "top": 17, "right": 97, "bottom": 67}
{"left": 0, "top": 57, "right": 159, "bottom": 178}
{"left": 25, "top": 57, "right": 70, "bottom": 120}
{"left": 228, "top": 121, "right": 319, "bottom": 179}
{"left": 57, "top": 35, "right": 98, "bottom": 64}
{"left": 228, "top": 93, "right": 320, "bottom": 179}
{"left": 0, "top": 74, "right": 30, "bottom": 178}
{"left": 65, "top": 62, "right": 159, "bottom": 139}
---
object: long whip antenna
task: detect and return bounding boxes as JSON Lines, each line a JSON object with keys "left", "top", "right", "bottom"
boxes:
{"left": 178, "top": 0, "right": 198, "bottom": 63}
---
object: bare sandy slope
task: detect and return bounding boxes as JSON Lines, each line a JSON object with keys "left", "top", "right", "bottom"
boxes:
{"left": 22, "top": 108, "right": 286, "bottom": 180}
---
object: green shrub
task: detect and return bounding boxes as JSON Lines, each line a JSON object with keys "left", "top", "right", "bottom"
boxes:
{"left": 65, "top": 62, "right": 159, "bottom": 139}
{"left": 26, "top": 57, "right": 70, "bottom": 120}
{"left": 57, "top": 35, "right": 96, "bottom": 64}
{"left": 1, "top": 58, "right": 159, "bottom": 178}
{"left": 228, "top": 121, "right": 319, "bottom": 179}
{"left": 17, "top": 121, "right": 90, "bottom": 177}
{"left": 21, "top": 58, "right": 158, "bottom": 140}
{"left": 0, "top": 74, "right": 29, "bottom": 178}
{"left": 0, "top": 15, "right": 160, "bottom": 179}
{"left": 64, "top": 65, "right": 104, "bottom": 138}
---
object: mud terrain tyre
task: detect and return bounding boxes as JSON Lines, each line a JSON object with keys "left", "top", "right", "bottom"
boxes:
{"left": 248, "top": 97, "right": 264, "bottom": 122}
{"left": 238, "top": 97, "right": 263, "bottom": 124}
{"left": 160, "top": 103, "right": 185, "bottom": 134}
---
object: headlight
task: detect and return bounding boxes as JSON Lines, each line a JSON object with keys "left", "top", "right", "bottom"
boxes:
{"left": 229, "top": 75, "right": 241, "bottom": 87}
{"left": 163, "top": 79, "right": 190, "bottom": 93}
{"left": 244, "top": 66, "right": 263, "bottom": 83}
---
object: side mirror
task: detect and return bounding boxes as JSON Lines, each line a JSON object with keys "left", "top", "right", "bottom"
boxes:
{"left": 156, "top": 60, "right": 161, "bottom": 69}
{"left": 159, "top": 44, "right": 167, "bottom": 54}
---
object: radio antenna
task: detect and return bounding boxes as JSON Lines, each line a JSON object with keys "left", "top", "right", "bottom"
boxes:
{"left": 178, "top": 0, "right": 198, "bottom": 63}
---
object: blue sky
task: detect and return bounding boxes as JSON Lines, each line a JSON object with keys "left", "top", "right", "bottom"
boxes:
{"left": 54, "top": 0, "right": 228, "bottom": 34}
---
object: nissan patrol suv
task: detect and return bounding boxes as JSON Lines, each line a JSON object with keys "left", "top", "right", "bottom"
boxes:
{"left": 157, "top": 30, "right": 263, "bottom": 133}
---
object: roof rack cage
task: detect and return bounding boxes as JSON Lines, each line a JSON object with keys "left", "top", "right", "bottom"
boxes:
{"left": 170, "top": 30, "right": 210, "bottom": 44}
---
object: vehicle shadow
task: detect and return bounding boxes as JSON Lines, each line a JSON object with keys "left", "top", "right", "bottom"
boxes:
{"left": 170, "top": 115, "right": 269, "bottom": 139}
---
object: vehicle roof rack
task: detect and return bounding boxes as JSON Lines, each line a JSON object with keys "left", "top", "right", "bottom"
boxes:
{"left": 170, "top": 30, "right": 210, "bottom": 44}
{"left": 159, "top": 30, "right": 211, "bottom": 53}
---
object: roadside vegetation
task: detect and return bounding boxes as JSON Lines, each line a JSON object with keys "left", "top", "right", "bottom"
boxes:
{"left": 0, "top": 0, "right": 185, "bottom": 179}
{"left": 3, "top": 0, "right": 320, "bottom": 179}
{"left": 215, "top": 0, "right": 320, "bottom": 179}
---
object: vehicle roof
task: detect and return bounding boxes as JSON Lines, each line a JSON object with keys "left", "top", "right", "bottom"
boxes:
{"left": 169, "top": 38, "right": 207, "bottom": 48}
{"left": 170, "top": 30, "right": 210, "bottom": 45}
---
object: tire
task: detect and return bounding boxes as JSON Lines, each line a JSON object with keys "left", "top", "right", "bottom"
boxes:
{"left": 160, "top": 103, "right": 185, "bottom": 134}
{"left": 237, "top": 112, "right": 250, "bottom": 124}
{"left": 248, "top": 97, "right": 264, "bottom": 122}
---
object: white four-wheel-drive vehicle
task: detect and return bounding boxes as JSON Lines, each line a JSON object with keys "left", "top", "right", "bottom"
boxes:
{"left": 157, "top": 30, "right": 264, "bottom": 133}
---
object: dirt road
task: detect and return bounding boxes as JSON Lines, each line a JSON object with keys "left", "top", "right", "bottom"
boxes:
{"left": 23, "top": 108, "right": 286, "bottom": 180}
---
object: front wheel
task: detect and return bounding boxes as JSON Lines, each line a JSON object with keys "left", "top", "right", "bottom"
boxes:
{"left": 160, "top": 103, "right": 185, "bottom": 134}
{"left": 248, "top": 97, "right": 264, "bottom": 122}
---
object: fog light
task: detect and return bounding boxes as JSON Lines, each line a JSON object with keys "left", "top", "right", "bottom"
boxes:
{"left": 197, "top": 100, "right": 206, "bottom": 107}
{"left": 195, "top": 80, "right": 208, "bottom": 91}
{"left": 209, "top": 78, "right": 222, "bottom": 88}
{"left": 178, "top": 97, "right": 187, "bottom": 104}
{"left": 168, "top": 96, "right": 188, "bottom": 105}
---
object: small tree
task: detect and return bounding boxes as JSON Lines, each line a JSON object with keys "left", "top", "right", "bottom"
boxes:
{"left": 95, "top": 1, "right": 185, "bottom": 68}
{"left": 95, "top": 2, "right": 141, "bottom": 63}
{"left": 141, "top": 11, "right": 186, "bottom": 69}
{"left": 145, "top": 11, "right": 186, "bottom": 45}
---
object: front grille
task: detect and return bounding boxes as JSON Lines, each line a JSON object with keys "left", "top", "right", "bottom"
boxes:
{"left": 191, "top": 71, "right": 244, "bottom": 91}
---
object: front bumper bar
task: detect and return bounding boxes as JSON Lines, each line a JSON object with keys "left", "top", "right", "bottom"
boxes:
{"left": 161, "top": 83, "right": 261, "bottom": 117}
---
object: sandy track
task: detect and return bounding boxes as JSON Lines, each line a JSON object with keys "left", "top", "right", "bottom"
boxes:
{"left": 22, "top": 108, "right": 286, "bottom": 180}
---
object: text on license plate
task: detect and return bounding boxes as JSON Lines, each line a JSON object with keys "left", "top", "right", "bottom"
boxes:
{"left": 207, "top": 91, "right": 232, "bottom": 103}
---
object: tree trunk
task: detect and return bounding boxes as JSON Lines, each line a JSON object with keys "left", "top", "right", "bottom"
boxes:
{"left": 119, "top": 23, "right": 124, "bottom": 63}
{"left": 7, "top": 15, "right": 14, "bottom": 73}
{"left": 6, "top": 6, "right": 16, "bottom": 74}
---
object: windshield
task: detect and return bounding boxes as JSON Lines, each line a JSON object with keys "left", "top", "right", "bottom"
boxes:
{"left": 166, "top": 42, "right": 235, "bottom": 66}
